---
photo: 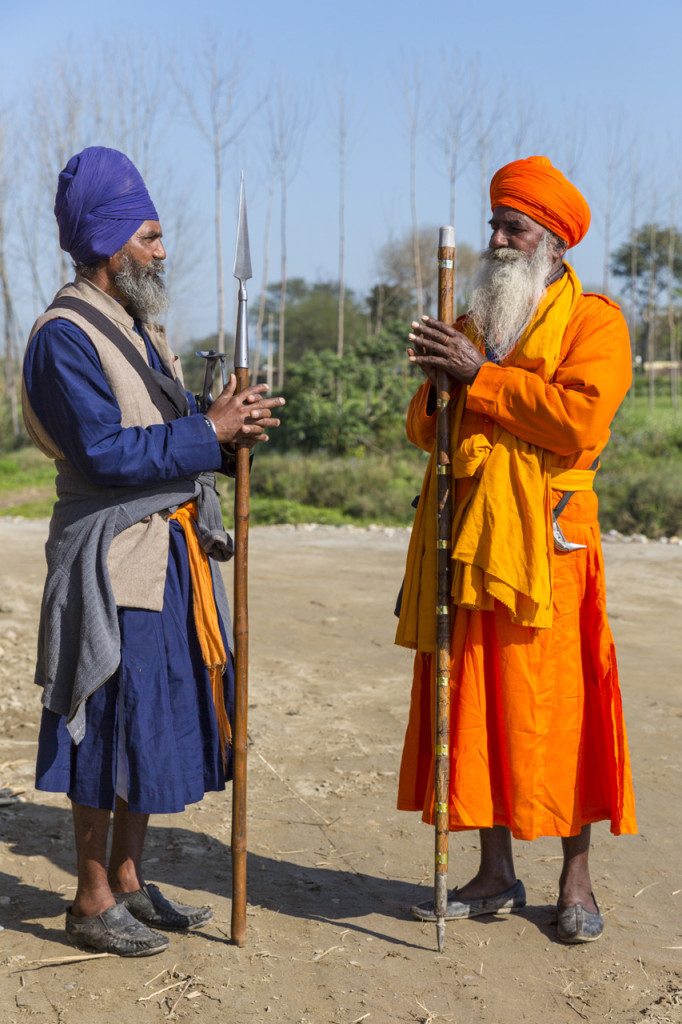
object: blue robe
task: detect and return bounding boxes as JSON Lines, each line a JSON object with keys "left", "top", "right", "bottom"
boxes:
{"left": 24, "top": 318, "right": 235, "bottom": 814}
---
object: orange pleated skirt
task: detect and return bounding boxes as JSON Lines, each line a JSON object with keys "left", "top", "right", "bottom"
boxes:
{"left": 397, "top": 492, "right": 637, "bottom": 840}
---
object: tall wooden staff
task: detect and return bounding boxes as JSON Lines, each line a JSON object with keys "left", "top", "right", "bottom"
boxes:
{"left": 434, "top": 225, "right": 455, "bottom": 952}
{"left": 231, "top": 174, "right": 252, "bottom": 946}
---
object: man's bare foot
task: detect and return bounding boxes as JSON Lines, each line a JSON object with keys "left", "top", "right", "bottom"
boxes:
{"left": 454, "top": 872, "right": 518, "bottom": 901}
{"left": 558, "top": 879, "right": 598, "bottom": 914}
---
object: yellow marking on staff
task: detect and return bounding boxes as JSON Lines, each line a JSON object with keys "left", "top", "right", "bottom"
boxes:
{"left": 436, "top": 605, "right": 450, "bottom": 615}
{"left": 436, "top": 852, "right": 449, "bottom": 865}
{"left": 435, "top": 802, "right": 448, "bottom": 814}
{"left": 437, "top": 465, "right": 448, "bottom": 475}
{"left": 437, "top": 675, "right": 449, "bottom": 687}
{"left": 435, "top": 744, "right": 449, "bottom": 756}
{"left": 437, "top": 539, "right": 450, "bottom": 549}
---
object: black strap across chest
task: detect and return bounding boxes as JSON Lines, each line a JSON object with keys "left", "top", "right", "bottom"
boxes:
{"left": 47, "top": 295, "right": 188, "bottom": 423}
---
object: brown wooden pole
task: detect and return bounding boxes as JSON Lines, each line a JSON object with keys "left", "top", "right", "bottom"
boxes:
{"left": 230, "top": 364, "right": 250, "bottom": 947}
{"left": 434, "top": 226, "right": 455, "bottom": 952}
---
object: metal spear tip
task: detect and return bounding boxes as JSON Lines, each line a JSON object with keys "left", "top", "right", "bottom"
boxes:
{"left": 436, "top": 918, "right": 446, "bottom": 952}
{"left": 233, "top": 172, "right": 252, "bottom": 284}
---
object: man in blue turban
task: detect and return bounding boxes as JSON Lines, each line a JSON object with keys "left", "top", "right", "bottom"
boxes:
{"left": 22, "top": 147, "right": 285, "bottom": 956}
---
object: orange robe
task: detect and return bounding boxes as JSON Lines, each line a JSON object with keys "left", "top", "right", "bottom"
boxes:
{"left": 397, "top": 293, "right": 637, "bottom": 840}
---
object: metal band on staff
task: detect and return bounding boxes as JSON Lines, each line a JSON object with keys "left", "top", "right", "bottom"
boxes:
{"left": 434, "top": 224, "right": 455, "bottom": 953}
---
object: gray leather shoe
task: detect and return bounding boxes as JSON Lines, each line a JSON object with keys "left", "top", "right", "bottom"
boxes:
{"left": 115, "top": 883, "right": 213, "bottom": 931}
{"left": 411, "top": 879, "right": 526, "bottom": 921}
{"left": 65, "top": 903, "right": 169, "bottom": 957}
{"left": 556, "top": 899, "right": 604, "bottom": 943}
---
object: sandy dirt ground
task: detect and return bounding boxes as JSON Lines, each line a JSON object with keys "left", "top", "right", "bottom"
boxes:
{"left": 0, "top": 518, "right": 680, "bottom": 1024}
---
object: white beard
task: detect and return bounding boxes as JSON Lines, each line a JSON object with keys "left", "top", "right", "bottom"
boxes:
{"left": 114, "top": 251, "right": 168, "bottom": 322}
{"left": 469, "top": 232, "right": 555, "bottom": 361}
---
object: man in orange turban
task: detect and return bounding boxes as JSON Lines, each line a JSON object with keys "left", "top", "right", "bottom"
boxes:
{"left": 397, "top": 156, "right": 636, "bottom": 944}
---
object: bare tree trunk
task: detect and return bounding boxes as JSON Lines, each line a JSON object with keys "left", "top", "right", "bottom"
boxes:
{"left": 627, "top": 158, "right": 639, "bottom": 401}
{"left": 402, "top": 66, "right": 423, "bottom": 318}
{"left": 602, "top": 187, "right": 612, "bottom": 295}
{"left": 277, "top": 164, "right": 287, "bottom": 390}
{"left": 473, "top": 84, "right": 503, "bottom": 252}
{"left": 267, "top": 84, "right": 311, "bottom": 390}
{"left": 600, "top": 122, "right": 626, "bottom": 296}
{"left": 479, "top": 140, "right": 489, "bottom": 252}
{"left": 646, "top": 221, "right": 657, "bottom": 412}
{"left": 0, "top": 247, "right": 20, "bottom": 440}
{"left": 17, "top": 205, "right": 49, "bottom": 310}
{"left": 173, "top": 40, "right": 250, "bottom": 356}
{"left": 336, "top": 87, "right": 347, "bottom": 362}
{"left": 374, "top": 282, "right": 385, "bottom": 337}
{"left": 0, "top": 130, "right": 20, "bottom": 441}
{"left": 252, "top": 172, "right": 275, "bottom": 385}
{"left": 436, "top": 58, "right": 476, "bottom": 318}
{"left": 266, "top": 312, "right": 274, "bottom": 391}
{"left": 409, "top": 105, "right": 423, "bottom": 317}
{"left": 668, "top": 219, "right": 679, "bottom": 411}
{"left": 214, "top": 139, "right": 225, "bottom": 354}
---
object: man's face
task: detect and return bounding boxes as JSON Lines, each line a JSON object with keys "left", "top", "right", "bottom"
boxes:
{"left": 121, "top": 220, "right": 166, "bottom": 268}
{"left": 488, "top": 206, "right": 548, "bottom": 257}
{"left": 110, "top": 220, "right": 168, "bottom": 320}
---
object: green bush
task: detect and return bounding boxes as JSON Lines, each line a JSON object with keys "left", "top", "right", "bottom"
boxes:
{"left": 597, "top": 459, "right": 682, "bottom": 537}
{"left": 217, "top": 450, "right": 426, "bottom": 526}
{"left": 270, "top": 325, "right": 421, "bottom": 456}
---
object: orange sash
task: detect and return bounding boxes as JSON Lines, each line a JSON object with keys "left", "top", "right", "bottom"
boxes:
{"left": 169, "top": 501, "right": 231, "bottom": 763}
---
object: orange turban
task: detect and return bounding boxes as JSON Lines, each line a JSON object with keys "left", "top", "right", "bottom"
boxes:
{"left": 490, "top": 155, "right": 591, "bottom": 248}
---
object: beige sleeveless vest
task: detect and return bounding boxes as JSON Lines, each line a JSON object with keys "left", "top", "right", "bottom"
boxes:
{"left": 22, "top": 276, "right": 188, "bottom": 611}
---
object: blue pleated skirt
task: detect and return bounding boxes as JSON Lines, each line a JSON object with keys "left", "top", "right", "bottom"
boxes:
{"left": 35, "top": 521, "right": 235, "bottom": 814}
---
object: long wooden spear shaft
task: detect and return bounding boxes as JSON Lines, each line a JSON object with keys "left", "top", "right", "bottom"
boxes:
{"left": 434, "top": 225, "right": 455, "bottom": 953}
{"left": 231, "top": 174, "right": 252, "bottom": 947}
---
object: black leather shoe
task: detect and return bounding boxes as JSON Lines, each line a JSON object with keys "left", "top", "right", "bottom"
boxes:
{"left": 115, "top": 883, "right": 213, "bottom": 931}
{"left": 411, "top": 879, "right": 526, "bottom": 921}
{"left": 557, "top": 898, "right": 604, "bottom": 943}
{"left": 66, "top": 903, "right": 169, "bottom": 957}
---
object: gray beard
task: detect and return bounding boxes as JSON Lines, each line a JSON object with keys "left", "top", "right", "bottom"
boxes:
{"left": 469, "top": 232, "right": 555, "bottom": 361}
{"left": 114, "top": 252, "right": 168, "bottom": 322}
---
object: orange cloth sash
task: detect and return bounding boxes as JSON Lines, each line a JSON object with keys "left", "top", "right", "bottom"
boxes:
{"left": 550, "top": 467, "right": 596, "bottom": 490}
{"left": 169, "top": 501, "right": 231, "bottom": 762}
{"left": 395, "top": 264, "right": 583, "bottom": 651}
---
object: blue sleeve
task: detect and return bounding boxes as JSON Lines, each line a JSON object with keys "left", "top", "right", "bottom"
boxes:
{"left": 23, "top": 319, "right": 222, "bottom": 486}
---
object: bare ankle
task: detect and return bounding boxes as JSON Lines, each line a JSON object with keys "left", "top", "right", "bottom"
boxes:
{"left": 107, "top": 867, "right": 143, "bottom": 895}
{"left": 72, "top": 886, "right": 115, "bottom": 918}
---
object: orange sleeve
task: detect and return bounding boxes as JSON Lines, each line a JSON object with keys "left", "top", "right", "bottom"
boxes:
{"left": 406, "top": 380, "right": 436, "bottom": 452}
{"left": 465, "top": 297, "right": 632, "bottom": 456}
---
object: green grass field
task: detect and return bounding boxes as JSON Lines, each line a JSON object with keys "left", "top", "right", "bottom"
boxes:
{"left": 2, "top": 397, "right": 680, "bottom": 536}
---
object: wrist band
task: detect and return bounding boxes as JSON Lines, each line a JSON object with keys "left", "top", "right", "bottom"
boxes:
{"left": 203, "top": 415, "right": 217, "bottom": 437}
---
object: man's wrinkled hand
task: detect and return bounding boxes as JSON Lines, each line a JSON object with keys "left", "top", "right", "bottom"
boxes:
{"left": 205, "top": 375, "right": 285, "bottom": 447}
{"left": 407, "top": 316, "right": 487, "bottom": 385}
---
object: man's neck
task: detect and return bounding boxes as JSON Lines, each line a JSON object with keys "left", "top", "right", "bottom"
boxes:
{"left": 545, "top": 261, "right": 566, "bottom": 287}
{"left": 86, "top": 267, "right": 130, "bottom": 309}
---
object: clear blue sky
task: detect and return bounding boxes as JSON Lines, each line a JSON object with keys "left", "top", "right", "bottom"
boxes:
{"left": 1, "top": 0, "right": 681, "bottom": 341}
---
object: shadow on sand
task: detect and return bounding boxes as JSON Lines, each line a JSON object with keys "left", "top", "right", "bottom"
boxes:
{"left": 0, "top": 800, "right": 559, "bottom": 952}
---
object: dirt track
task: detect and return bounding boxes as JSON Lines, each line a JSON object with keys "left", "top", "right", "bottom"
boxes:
{"left": 0, "top": 518, "right": 680, "bottom": 1024}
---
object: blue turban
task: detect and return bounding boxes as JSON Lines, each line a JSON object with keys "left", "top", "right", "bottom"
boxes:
{"left": 54, "top": 146, "right": 159, "bottom": 265}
